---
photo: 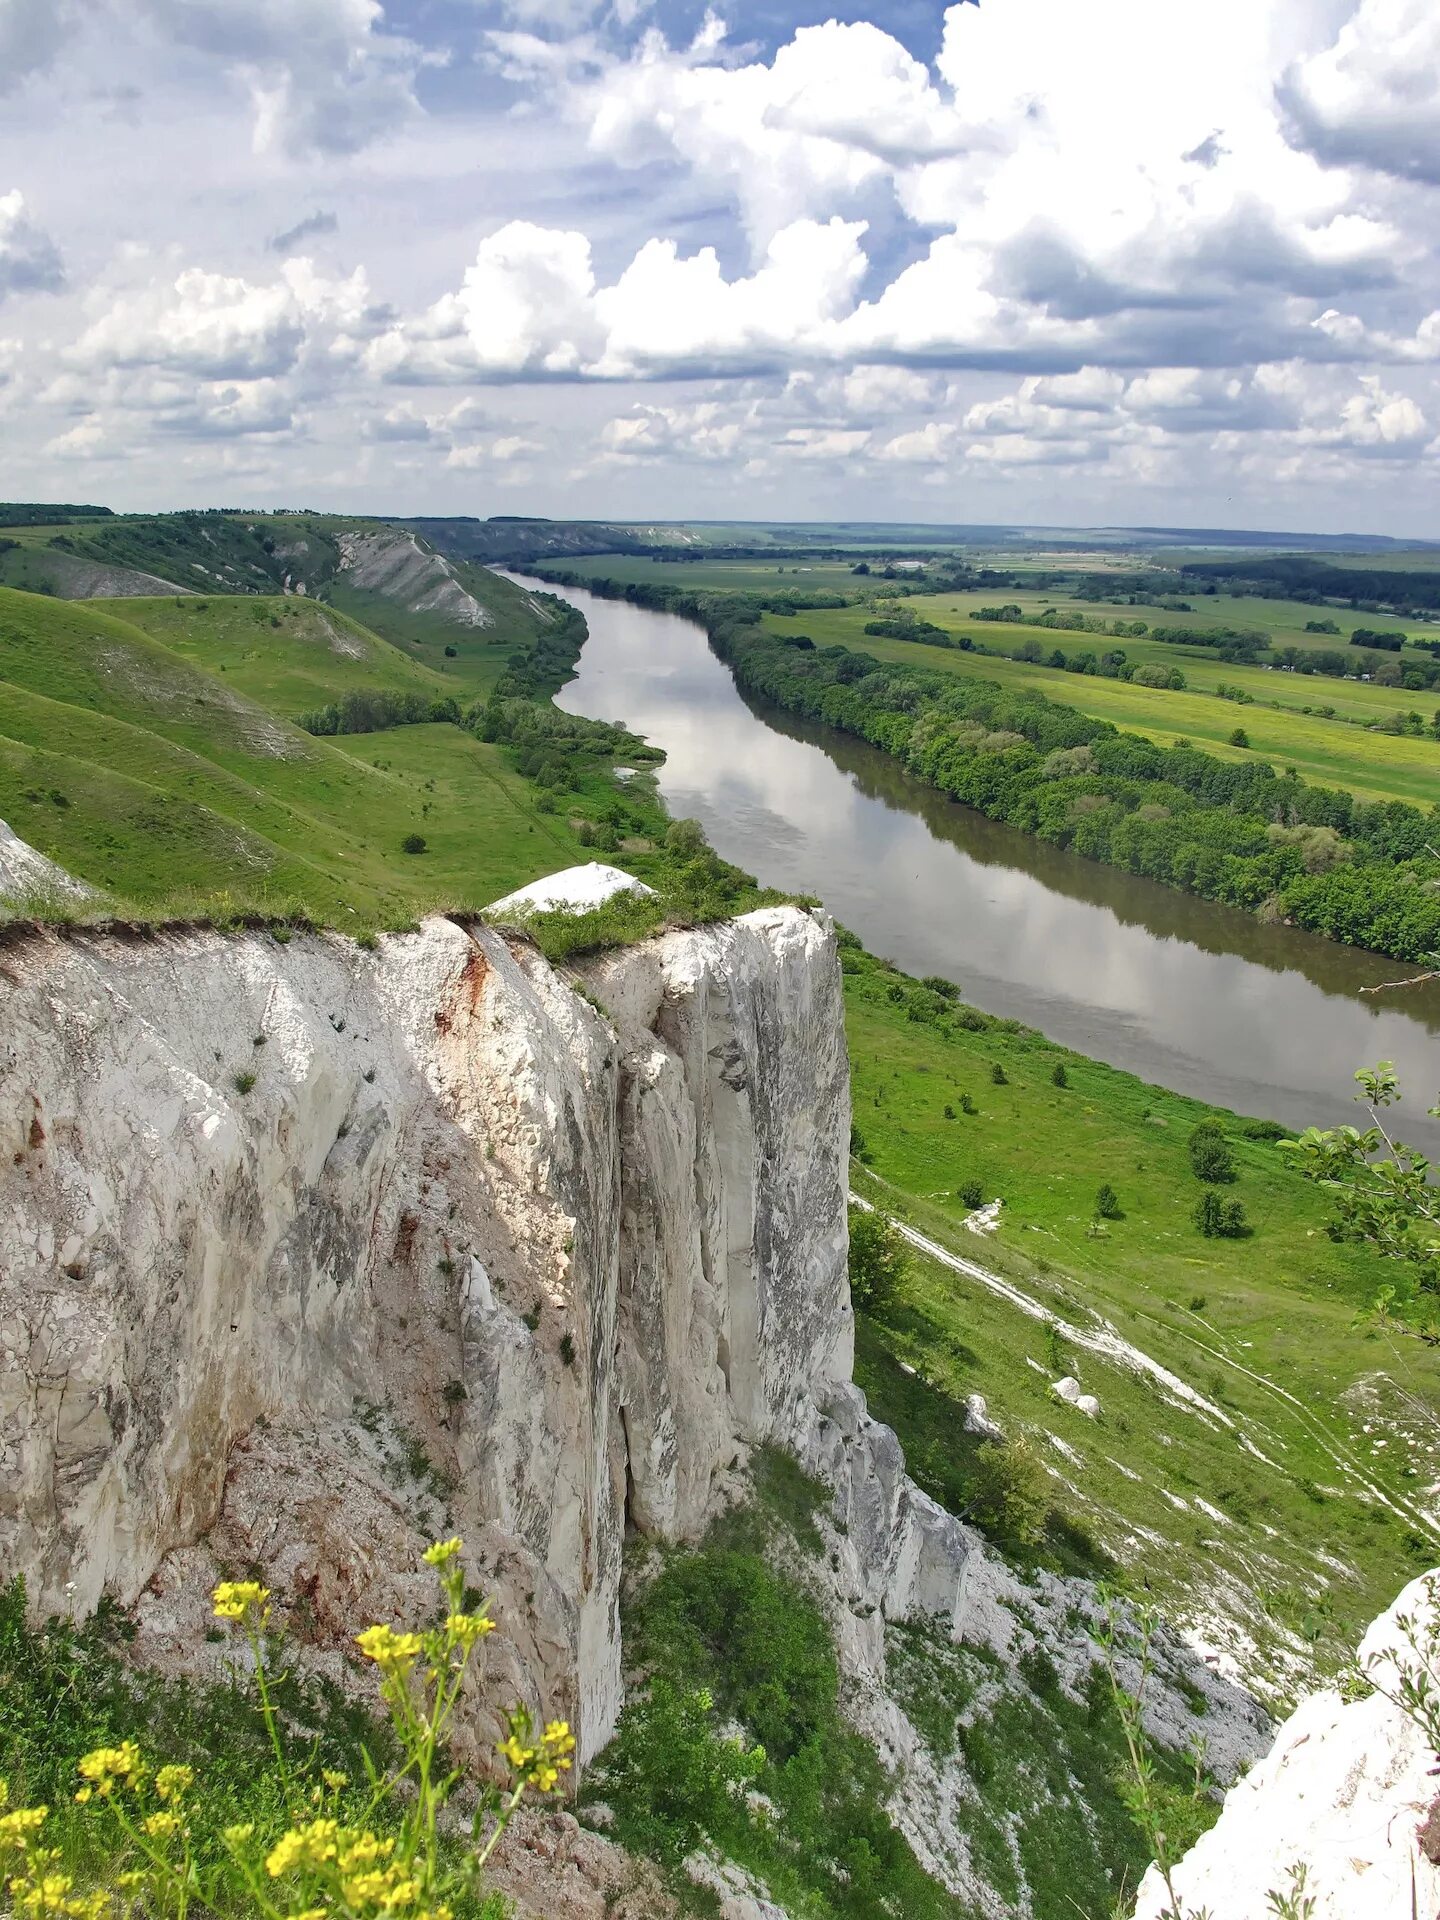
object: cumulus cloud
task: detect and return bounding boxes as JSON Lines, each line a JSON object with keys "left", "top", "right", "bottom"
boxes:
{"left": 1280, "top": 0, "right": 1440, "bottom": 185}
{"left": 368, "top": 215, "right": 868, "bottom": 382}
{"left": 138, "top": 0, "right": 424, "bottom": 157}
{"left": 0, "top": 190, "right": 65, "bottom": 300}
{"left": 69, "top": 259, "right": 381, "bottom": 379}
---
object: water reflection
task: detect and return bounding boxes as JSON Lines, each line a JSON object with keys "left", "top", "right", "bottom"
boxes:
{"left": 514, "top": 575, "right": 1440, "bottom": 1146}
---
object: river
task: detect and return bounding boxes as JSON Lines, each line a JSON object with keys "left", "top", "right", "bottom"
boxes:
{"left": 512, "top": 574, "right": 1440, "bottom": 1145}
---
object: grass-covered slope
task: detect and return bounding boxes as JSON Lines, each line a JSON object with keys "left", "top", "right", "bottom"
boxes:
{"left": 0, "top": 587, "right": 601, "bottom": 920}
{"left": 840, "top": 937, "right": 1440, "bottom": 1696}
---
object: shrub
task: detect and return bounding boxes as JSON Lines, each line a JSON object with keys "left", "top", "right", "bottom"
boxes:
{"left": 958, "top": 1179, "right": 985, "bottom": 1209}
{"left": 1228, "top": 727, "right": 1250, "bottom": 748}
{"left": 959, "top": 1093, "right": 977, "bottom": 1115}
{"left": 990, "top": 1063, "right": 1008, "bottom": 1086}
{"left": 1188, "top": 1122, "right": 1235, "bottom": 1183}
{"left": 1194, "top": 1190, "right": 1247, "bottom": 1237}
{"left": 848, "top": 1204, "right": 906, "bottom": 1311}
{"left": 401, "top": 833, "right": 427, "bottom": 855}
{"left": 1094, "top": 1183, "right": 1121, "bottom": 1220}
{"left": 1051, "top": 1063, "right": 1069, "bottom": 1087}
{"left": 965, "top": 1439, "right": 1048, "bottom": 1550}
{"left": 231, "top": 1069, "right": 257, "bottom": 1095}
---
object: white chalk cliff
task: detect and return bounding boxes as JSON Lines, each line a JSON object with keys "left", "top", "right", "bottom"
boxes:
{"left": 1136, "top": 1569, "right": 1440, "bottom": 1920}
{"left": 0, "top": 890, "right": 1271, "bottom": 1912}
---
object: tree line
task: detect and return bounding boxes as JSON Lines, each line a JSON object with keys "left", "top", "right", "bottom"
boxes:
{"left": 546, "top": 574, "right": 1440, "bottom": 966}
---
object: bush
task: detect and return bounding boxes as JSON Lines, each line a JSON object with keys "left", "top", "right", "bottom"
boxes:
{"left": 401, "top": 833, "right": 427, "bottom": 855}
{"left": 1194, "top": 1190, "right": 1248, "bottom": 1238}
{"left": 1188, "top": 1122, "right": 1235, "bottom": 1183}
{"left": 958, "top": 1179, "right": 985, "bottom": 1209}
{"left": 1228, "top": 727, "right": 1250, "bottom": 748}
{"left": 848, "top": 1204, "right": 906, "bottom": 1311}
{"left": 965, "top": 1439, "right": 1048, "bottom": 1550}
{"left": 1094, "top": 1183, "right": 1121, "bottom": 1220}
{"left": 1051, "top": 1063, "right": 1069, "bottom": 1087}
{"left": 990, "top": 1063, "right": 1008, "bottom": 1085}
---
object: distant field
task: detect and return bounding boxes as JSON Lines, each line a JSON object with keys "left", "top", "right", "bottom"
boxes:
{"left": 761, "top": 608, "right": 1440, "bottom": 807}
{"left": 532, "top": 553, "right": 870, "bottom": 592}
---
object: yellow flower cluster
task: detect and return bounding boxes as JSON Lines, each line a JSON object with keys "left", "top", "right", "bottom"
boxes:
{"left": 262, "top": 1818, "right": 430, "bottom": 1910}
{"left": 212, "top": 1580, "right": 271, "bottom": 1625}
{"left": 75, "top": 1742, "right": 144, "bottom": 1800}
{"left": 0, "top": 1801, "right": 106, "bottom": 1920}
{"left": 421, "top": 1538, "right": 463, "bottom": 1568}
{"left": 0, "top": 1804, "right": 48, "bottom": 1852}
{"left": 444, "top": 1611, "right": 495, "bottom": 1651}
{"left": 153, "top": 1765, "right": 193, "bottom": 1803}
{"left": 498, "top": 1716, "right": 576, "bottom": 1795}
{"left": 354, "top": 1625, "right": 424, "bottom": 1673}
{"left": 8, "top": 1866, "right": 107, "bottom": 1920}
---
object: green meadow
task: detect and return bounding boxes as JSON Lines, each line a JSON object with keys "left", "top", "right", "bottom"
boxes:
{"left": 842, "top": 942, "right": 1440, "bottom": 1694}
{"left": 758, "top": 606, "right": 1440, "bottom": 807}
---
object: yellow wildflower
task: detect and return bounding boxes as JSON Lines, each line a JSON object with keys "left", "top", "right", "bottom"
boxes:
{"left": 265, "top": 1818, "right": 342, "bottom": 1878}
{"left": 0, "top": 1806, "right": 48, "bottom": 1849}
{"left": 222, "top": 1822, "right": 256, "bottom": 1847}
{"left": 444, "top": 1611, "right": 494, "bottom": 1649}
{"left": 322, "top": 1769, "right": 348, "bottom": 1792}
{"left": 421, "top": 1537, "right": 463, "bottom": 1568}
{"left": 153, "top": 1765, "right": 193, "bottom": 1802}
{"left": 211, "top": 1580, "right": 270, "bottom": 1625}
{"left": 141, "top": 1810, "right": 182, "bottom": 1841}
{"left": 355, "top": 1624, "right": 423, "bottom": 1672}
{"left": 77, "top": 1742, "right": 144, "bottom": 1797}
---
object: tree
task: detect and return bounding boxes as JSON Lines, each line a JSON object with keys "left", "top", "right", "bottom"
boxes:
{"left": 990, "top": 1063, "right": 1008, "bottom": 1085}
{"left": 665, "top": 818, "right": 708, "bottom": 858}
{"left": 1229, "top": 727, "right": 1250, "bottom": 748}
{"left": 401, "top": 833, "right": 427, "bottom": 855}
{"left": 1094, "top": 1183, "right": 1121, "bottom": 1220}
{"left": 965, "top": 1438, "right": 1048, "bottom": 1550}
{"left": 1188, "top": 1122, "right": 1235, "bottom": 1183}
{"left": 1284, "top": 1062, "right": 1439, "bottom": 1324}
{"left": 1194, "top": 1190, "right": 1246, "bottom": 1237}
{"left": 1051, "top": 1063, "right": 1069, "bottom": 1088}
{"left": 847, "top": 1204, "right": 907, "bottom": 1312}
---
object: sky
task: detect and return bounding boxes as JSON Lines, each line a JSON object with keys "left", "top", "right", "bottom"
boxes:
{"left": 1, "top": 0, "right": 1438, "bottom": 533}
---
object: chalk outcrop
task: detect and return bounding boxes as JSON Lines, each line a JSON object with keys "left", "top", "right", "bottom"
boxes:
{"left": 0, "top": 903, "right": 848, "bottom": 1764}
{"left": 1135, "top": 1570, "right": 1440, "bottom": 1920}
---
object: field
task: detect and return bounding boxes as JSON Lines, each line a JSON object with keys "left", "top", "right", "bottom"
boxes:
{"left": 0, "top": 587, "right": 633, "bottom": 922}
{"left": 531, "top": 553, "right": 871, "bottom": 592}
{"left": 758, "top": 605, "right": 1440, "bottom": 807}
{"left": 841, "top": 944, "right": 1440, "bottom": 1696}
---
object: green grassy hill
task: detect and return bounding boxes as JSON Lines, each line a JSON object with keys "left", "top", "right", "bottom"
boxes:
{"left": 0, "top": 587, "right": 599, "bottom": 921}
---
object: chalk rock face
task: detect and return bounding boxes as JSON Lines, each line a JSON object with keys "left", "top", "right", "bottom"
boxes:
{"left": 0, "top": 820, "right": 93, "bottom": 904}
{"left": 0, "top": 903, "right": 844, "bottom": 1765}
{"left": 1135, "top": 1571, "right": 1440, "bottom": 1920}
